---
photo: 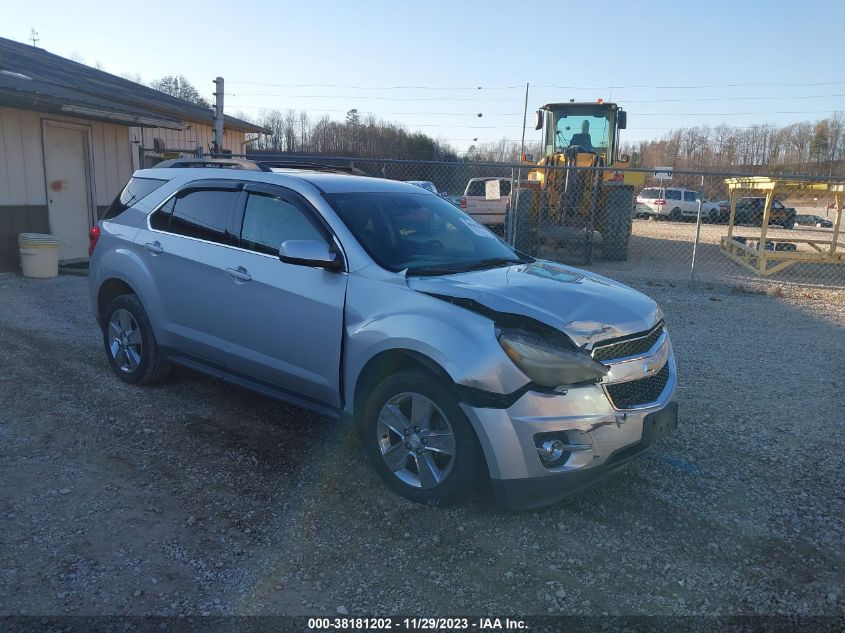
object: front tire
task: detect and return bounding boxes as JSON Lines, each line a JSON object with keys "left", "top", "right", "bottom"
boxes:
{"left": 102, "top": 294, "right": 170, "bottom": 384}
{"left": 362, "top": 370, "right": 485, "bottom": 506}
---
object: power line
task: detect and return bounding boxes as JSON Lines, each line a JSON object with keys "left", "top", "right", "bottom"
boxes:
{"left": 227, "top": 80, "right": 845, "bottom": 91}
{"left": 227, "top": 93, "right": 490, "bottom": 101}
{"left": 615, "top": 94, "right": 845, "bottom": 104}
{"left": 233, "top": 113, "right": 837, "bottom": 131}
{"left": 225, "top": 91, "right": 845, "bottom": 106}
{"left": 534, "top": 81, "right": 845, "bottom": 90}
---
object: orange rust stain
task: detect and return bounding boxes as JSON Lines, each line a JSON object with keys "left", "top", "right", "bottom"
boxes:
{"left": 50, "top": 180, "right": 64, "bottom": 192}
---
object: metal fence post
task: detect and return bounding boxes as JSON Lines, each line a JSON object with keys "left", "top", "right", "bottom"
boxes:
{"left": 690, "top": 174, "right": 705, "bottom": 287}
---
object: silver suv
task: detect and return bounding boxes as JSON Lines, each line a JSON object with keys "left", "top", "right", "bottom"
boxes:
{"left": 89, "top": 164, "right": 678, "bottom": 509}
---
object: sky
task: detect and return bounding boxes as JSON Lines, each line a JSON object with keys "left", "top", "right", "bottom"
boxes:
{"left": 3, "top": 0, "right": 845, "bottom": 152}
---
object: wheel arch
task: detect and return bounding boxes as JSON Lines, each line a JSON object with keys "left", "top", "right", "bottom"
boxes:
{"left": 352, "top": 349, "right": 454, "bottom": 429}
{"left": 97, "top": 278, "right": 137, "bottom": 323}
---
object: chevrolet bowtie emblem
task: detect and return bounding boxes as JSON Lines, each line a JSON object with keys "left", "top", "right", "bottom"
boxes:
{"left": 642, "top": 338, "right": 669, "bottom": 375}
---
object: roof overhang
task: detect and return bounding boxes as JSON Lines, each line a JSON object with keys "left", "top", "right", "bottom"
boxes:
{"left": 59, "top": 105, "right": 183, "bottom": 129}
{"left": 0, "top": 87, "right": 184, "bottom": 129}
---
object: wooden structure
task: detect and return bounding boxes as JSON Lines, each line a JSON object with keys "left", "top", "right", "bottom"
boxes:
{"left": 720, "top": 176, "right": 844, "bottom": 276}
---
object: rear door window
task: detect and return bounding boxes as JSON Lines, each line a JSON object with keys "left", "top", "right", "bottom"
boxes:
{"left": 683, "top": 191, "right": 697, "bottom": 202}
{"left": 150, "top": 188, "right": 241, "bottom": 245}
{"left": 666, "top": 189, "right": 682, "bottom": 200}
{"left": 102, "top": 177, "right": 167, "bottom": 220}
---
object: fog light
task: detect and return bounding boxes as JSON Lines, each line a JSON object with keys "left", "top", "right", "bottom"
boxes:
{"left": 538, "top": 439, "right": 566, "bottom": 462}
{"left": 534, "top": 434, "right": 570, "bottom": 468}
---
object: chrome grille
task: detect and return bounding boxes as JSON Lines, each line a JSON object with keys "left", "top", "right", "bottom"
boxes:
{"left": 605, "top": 363, "right": 670, "bottom": 409}
{"left": 592, "top": 322, "right": 664, "bottom": 362}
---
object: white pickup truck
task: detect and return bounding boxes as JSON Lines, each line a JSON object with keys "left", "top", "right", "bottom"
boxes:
{"left": 460, "top": 177, "right": 511, "bottom": 227}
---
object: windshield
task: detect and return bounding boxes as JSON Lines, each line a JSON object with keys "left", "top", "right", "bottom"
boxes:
{"left": 551, "top": 108, "right": 611, "bottom": 155}
{"left": 325, "top": 191, "right": 523, "bottom": 274}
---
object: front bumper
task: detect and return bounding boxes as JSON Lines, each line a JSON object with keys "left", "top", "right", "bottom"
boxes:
{"left": 461, "top": 346, "right": 678, "bottom": 510}
{"left": 490, "top": 401, "right": 678, "bottom": 509}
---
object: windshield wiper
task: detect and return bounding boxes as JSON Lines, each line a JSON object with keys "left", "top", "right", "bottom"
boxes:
{"left": 407, "top": 257, "right": 522, "bottom": 277}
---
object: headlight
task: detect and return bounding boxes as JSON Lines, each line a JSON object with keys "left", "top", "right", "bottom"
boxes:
{"left": 498, "top": 329, "right": 609, "bottom": 388}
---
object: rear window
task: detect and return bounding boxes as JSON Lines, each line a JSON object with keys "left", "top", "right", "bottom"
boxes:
{"left": 466, "top": 180, "right": 486, "bottom": 196}
{"left": 466, "top": 179, "right": 510, "bottom": 197}
{"left": 102, "top": 177, "right": 167, "bottom": 220}
{"left": 639, "top": 188, "right": 662, "bottom": 199}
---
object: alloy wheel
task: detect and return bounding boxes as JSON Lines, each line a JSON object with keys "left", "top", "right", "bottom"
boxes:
{"left": 108, "top": 308, "right": 142, "bottom": 373}
{"left": 376, "top": 392, "right": 456, "bottom": 489}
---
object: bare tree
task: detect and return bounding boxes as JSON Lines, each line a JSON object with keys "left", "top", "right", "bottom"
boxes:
{"left": 149, "top": 75, "right": 212, "bottom": 109}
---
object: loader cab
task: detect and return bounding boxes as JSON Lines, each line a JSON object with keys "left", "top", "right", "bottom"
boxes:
{"left": 534, "top": 102, "right": 627, "bottom": 165}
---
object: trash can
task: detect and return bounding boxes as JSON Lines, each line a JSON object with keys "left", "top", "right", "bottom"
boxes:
{"left": 18, "top": 233, "right": 61, "bottom": 278}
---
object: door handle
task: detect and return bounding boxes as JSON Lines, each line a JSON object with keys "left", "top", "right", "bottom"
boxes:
{"left": 224, "top": 266, "right": 252, "bottom": 282}
{"left": 144, "top": 241, "right": 163, "bottom": 254}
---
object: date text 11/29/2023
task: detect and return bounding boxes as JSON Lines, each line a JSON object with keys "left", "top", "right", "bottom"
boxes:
{"left": 307, "top": 617, "right": 527, "bottom": 630}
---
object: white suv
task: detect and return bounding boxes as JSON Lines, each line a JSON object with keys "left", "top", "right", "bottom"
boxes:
{"left": 637, "top": 187, "right": 719, "bottom": 222}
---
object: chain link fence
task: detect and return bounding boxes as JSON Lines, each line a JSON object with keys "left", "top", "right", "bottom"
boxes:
{"left": 144, "top": 147, "right": 845, "bottom": 289}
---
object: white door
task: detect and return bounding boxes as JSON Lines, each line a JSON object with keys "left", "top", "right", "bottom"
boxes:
{"left": 43, "top": 122, "right": 93, "bottom": 261}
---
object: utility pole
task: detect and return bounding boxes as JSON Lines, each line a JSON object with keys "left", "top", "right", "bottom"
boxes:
{"left": 213, "top": 76, "right": 224, "bottom": 156}
{"left": 519, "top": 82, "right": 529, "bottom": 161}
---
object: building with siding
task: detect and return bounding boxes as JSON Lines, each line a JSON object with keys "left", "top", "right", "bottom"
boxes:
{"left": 0, "top": 36, "right": 266, "bottom": 272}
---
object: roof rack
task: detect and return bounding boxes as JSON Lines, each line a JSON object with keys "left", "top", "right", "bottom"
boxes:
{"left": 152, "top": 157, "right": 270, "bottom": 171}
{"left": 257, "top": 161, "right": 368, "bottom": 176}
{"left": 151, "top": 157, "right": 369, "bottom": 176}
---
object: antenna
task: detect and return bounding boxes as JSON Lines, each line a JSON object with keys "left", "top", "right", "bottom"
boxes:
{"left": 29, "top": 29, "right": 39, "bottom": 46}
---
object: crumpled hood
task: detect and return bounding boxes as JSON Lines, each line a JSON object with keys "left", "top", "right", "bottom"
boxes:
{"left": 407, "top": 260, "right": 662, "bottom": 347}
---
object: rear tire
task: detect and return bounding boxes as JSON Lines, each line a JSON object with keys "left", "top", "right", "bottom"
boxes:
{"left": 669, "top": 208, "right": 682, "bottom": 222}
{"left": 102, "top": 294, "right": 170, "bottom": 384}
{"left": 362, "top": 369, "right": 485, "bottom": 506}
{"left": 601, "top": 185, "right": 633, "bottom": 261}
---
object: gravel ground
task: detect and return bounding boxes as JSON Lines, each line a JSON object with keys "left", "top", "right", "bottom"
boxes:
{"left": 0, "top": 272, "right": 843, "bottom": 618}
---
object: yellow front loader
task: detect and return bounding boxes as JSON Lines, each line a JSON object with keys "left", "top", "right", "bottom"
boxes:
{"left": 512, "top": 101, "right": 645, "bottom": 261}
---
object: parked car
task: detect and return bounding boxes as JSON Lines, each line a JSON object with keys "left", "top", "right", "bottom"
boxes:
{"left": 88, "top": 165, "right": 677, "bottom": 510}
{"left": 406, "top": 180, "right": 440, "bottom": 195}
{"left": 636, "top": 187, "right": 720, "bottom": 222}
{"left": 794, "top": 214, "right": 833, "bottom": 228}
{"left": 460, "top": 177, "right": 511, "bottom": 227}
{"left": 445, "top": 194, "right": 463, "bottom": 208}
{"left": 715, "top": 200, "right": 730, "bottom": 223}
{"left": 733, "top": 197, "right": 796, "bottom": 228}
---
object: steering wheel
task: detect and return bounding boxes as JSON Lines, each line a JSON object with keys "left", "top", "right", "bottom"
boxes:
{"left": 417, "top": 239, "right": 445, "bottom": 255}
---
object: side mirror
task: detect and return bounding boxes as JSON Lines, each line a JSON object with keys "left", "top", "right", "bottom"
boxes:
{"left": 534, "top": 110, "right": 543, "bottom": 131}
{"left": 279, "top": 240, "right": 342, "bottom": 271}
{"left": 618, "top": 110, "right": 627, "bottom": 130}
{"left": 618, "top": 154, "right": 630, "bottom": 163}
